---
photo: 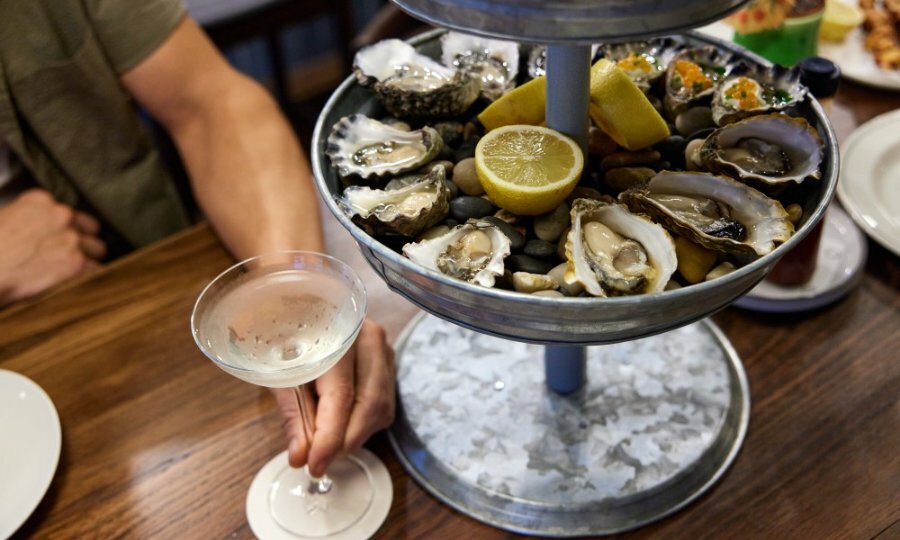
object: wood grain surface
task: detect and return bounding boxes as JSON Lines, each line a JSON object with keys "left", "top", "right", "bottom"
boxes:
{"left": 2, "top": 80, "right": 899, "bottom": 539}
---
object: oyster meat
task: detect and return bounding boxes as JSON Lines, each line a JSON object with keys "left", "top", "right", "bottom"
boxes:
{"left": 700, "top": 113, "right": 824, "bottom": 188}
{"left": 598, "top": 38, "right": 683, "bottom": 92}
{"left": 441, "top": 32, "right": 519, "bottom": 102}
{"left": 326, "top": 114, "right": 442, "bottom": 179}
{"left": 565, "top": 199, "right": 677, "bottom": 297}
{"left": 712, "top": 64, "right": 806, "bottom": 125}
{"left": 620, "top": 171, "right": 794, "bottom": 257}
{"left": 340, "top": 166, "right": 451, "bottom": 237}
{"left": 353, "top": 39, "right": 480, "bottom": 120}
{"left": 403, "top": 220, "right": 511, "bottom": 287}
{"left": 664, "top": 47, "right": 737, "bottom": 117}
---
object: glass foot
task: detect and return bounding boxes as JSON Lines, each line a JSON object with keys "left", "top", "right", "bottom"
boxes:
{"left": 248, "top": 449, "right": 392, "bottom": 540}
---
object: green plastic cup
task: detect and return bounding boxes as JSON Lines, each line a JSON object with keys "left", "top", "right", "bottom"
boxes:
{"left": 734, "top": 10, "right": 824, "bottom": 66}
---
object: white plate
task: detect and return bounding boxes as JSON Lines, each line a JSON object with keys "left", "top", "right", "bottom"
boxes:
{"left": 818, "top": 2, "right": 900, "bottom": 92}
{"left": 735, "top": 205, "right": 868, "bottom": 313}
{"left": 0, "top": 370, "right": 62, "bottom": 539}
{"left": 838, "top": 109, "right": 900, "bottom": 257}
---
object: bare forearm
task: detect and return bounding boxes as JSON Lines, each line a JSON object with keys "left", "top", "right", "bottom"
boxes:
{"left": 171, "top": 77, "right": 324, "bottom": 259}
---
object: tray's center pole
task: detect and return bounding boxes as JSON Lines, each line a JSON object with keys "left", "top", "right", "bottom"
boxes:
{"left": 544, "top": 44, "right": 591, "bottom": 395}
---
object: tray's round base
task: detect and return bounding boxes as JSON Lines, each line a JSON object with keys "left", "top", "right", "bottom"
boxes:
{"left": 389, "top": 314, "right": 750, "bottom": 537}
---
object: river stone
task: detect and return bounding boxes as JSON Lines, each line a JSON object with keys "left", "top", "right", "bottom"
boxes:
{"left": 443, "top": 178, "right": 459, "bottom": 200}
{"left": 450, "top": 196, "right": 496, "bottom": 222}
{"left": 532, "top": 289, "right": 565, "bottom": 298}
{"left": 686, "top": 127, "right": 715, "bottom": 142}
{"left": 567, "top": 187, "right": 606, "bottom": 204}
{"left": 524, "top": 239, "right": 557, "bottom": 258}
{"left": 654, "top": 135, "right": 687, "bottom": 167}
{"left": 433, "top": 121, "right": 464, "bottom": 147}
{"left": 418, "top": 225, "right": 451, "bottom": 241}
{"left": 506, "top": 254, "right": 555, "bottom": 275}
{"left": 452, "top": 158, "right": 485, "bottom": 196}
{"left": 588, "top": 126, "right": 619, "bottom": 157}
{"left": 603, "top": 167, "right": 656, "bottom": 192}
{"left": 675, "top": 106, "right": 715, "bottom": 136}
{"left": 454, "top": 142, "right": 477, "bottom": 162}
{"left": 599, "top": 150, "right": 661, "bottom": 171}
{"left": 549, "top": 262, "right": 585, "bottom": 296}
{"left": 482, "top": 216, "right": 525, "bottom": 250}
{"left": 533, "top": 203, "right": 570, "bottom": 242}
{"left": 512, "top": 272, "right": 559, "bottom": 293}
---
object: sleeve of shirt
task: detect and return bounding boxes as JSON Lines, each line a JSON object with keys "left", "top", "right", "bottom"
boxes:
{"left": 82, "top": 0, "right": 187, "bottom": 74}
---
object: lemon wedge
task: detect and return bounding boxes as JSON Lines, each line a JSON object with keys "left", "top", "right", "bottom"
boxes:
{"left": 589, "top": 59, "right": 669, "bottom": 151}
{"left": 477, "top": 76, "right": 547, "bottom": 131}
{"left": 820, "top": 0, "right": 864, "bottom": 43}
{"left": 475, "top": 125, "right": 583, "bottom": 215}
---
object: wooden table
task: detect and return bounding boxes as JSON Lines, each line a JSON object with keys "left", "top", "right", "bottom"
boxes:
{"left": 3, "top": 80, "right": 899, "bottom": 539}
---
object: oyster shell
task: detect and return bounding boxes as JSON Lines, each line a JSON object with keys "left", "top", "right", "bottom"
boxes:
{"left": 664, "top": 47, "right": 738, "bottom": 118}
{"left": 620, "top": 171, "right": 794, "bottom": 257}
{"left": 403, "top": 220, "right": 511, "bottom": 287}
{"left": 441, "top": 32, "right": 519, "bottom": 102}
{"left": 712, "top": 64, "right": 806, "bottom": 125}
{"left": 340, "top": 166, "right": 450, "bottom": 237}
{"left": 598, "top": 37, "right": 683, "bottom": 92}
{"left": 353, "top": 39, "right": 480, "bottom": 120}
{"left": 565, "top": 199, "right": 677, "bottom": 297}
{"left": 700, "top": 113, "right": 823, "bottom": 188}
{"left": 326, "top": 114, "right": 443, "bottom": 179}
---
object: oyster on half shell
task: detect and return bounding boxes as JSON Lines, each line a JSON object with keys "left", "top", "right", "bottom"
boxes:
{"left": 700, "top": 113, "right": 823, "bottom": 188}
{"left": 712, "top": 64, "right": 806, "bottom": 125}
{"left": 664, "top": 47, "right": 738, "bottom": 117}
{"left": 441, "top": 32, "right": 519, "bottom": 102}
{"left": 403, "top": 220, "right": 511, "bottom": 287}
{"left": 340, "top": 166, "right": 450, "bottom": 237}
{"left": 353, "top": 39, "right": 480, "bottom": 120}
{"left": 598, "top": 37, "right": 683, "bottom": 92}
{"left": 620, "top": 171, "right": 794, "bottom": 257}
{"left": 565, "top": 199, "right": 677, "bottom": 297}
{"left": 326, "top": 114, "right": 443, "bottom": 180}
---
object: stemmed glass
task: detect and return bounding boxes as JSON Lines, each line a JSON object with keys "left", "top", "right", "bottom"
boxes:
{"left": 191, "top": 251, "right": 385, "bottom": 538}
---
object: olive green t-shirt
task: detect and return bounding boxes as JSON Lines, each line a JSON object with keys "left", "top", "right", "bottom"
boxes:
{"left": 0, "top": 0, "right": 191, "bottom": 248}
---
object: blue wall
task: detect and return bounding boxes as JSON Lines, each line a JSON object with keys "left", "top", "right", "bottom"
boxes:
{"left": 223, "top": 0, "right": 387, "bottom": 85}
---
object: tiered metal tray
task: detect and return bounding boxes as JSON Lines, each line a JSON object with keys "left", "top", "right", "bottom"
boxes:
{"left": 310, "top": 4, "right": 838, "bottom": 534}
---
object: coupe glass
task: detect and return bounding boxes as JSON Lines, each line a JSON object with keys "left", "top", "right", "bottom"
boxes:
{"left": 191, "top": 251, "right": 376, "bottom": 538}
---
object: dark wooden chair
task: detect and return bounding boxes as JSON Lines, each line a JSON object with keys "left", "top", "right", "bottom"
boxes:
{"left": 184, "top": 0, "right": 356, "bottom": 105}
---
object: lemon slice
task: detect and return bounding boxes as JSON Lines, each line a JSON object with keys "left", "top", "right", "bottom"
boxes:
{"left": 820, "top": 0, "right": 864, "bottom": 42}
{"left": 475, "top": 125, "right": 583, "bottom": 215}
{"left": 477, "top": 76, "right": 547, "bottom": 131}
{"left": 589, "top": 59, "right": 669, "bottom": 151}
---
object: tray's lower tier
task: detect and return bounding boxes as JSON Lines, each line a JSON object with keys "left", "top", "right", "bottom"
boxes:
{"left": 389, "top": 313, "right": 749, "bottom": 537}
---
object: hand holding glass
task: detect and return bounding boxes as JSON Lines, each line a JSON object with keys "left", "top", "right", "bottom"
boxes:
{"left": 192, "top": 251, "right": 377, "bottom": 538}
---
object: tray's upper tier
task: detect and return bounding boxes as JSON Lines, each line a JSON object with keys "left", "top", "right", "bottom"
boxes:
{"left": 392, "top": 0, "right": 750, "bottom": 43}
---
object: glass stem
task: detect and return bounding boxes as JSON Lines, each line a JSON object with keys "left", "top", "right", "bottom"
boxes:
{"left": 294, "top": 385, "right": 333, "bottom": 494}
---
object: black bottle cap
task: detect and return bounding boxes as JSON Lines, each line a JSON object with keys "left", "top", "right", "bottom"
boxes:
{"left": 799, "top": 57, "right": 840, "bottom": 98}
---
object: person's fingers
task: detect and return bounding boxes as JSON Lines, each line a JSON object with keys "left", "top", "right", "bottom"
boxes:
{"left": 343, "top": 322, "right": 396, "bottom": 452}
{"left": 270, "top": 387, "right": 309, "bottom": 468}
{"left": 307, "top": 344, "right": 357, "bottom": 477}
{"left": 72, "top": 210, "right": 101, "bottom": 236}
{"left": 79, "top": 234, "right": 107, "bottom": 261}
